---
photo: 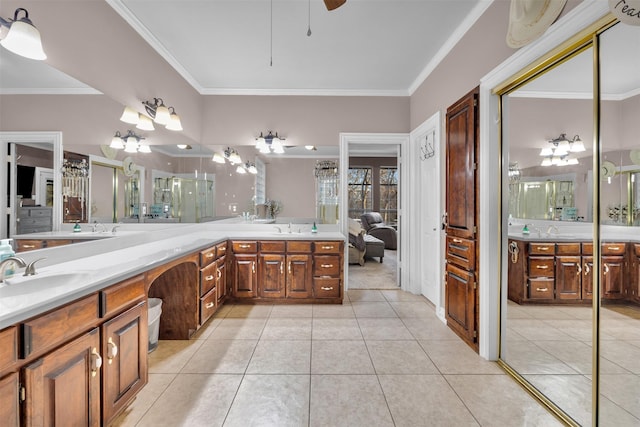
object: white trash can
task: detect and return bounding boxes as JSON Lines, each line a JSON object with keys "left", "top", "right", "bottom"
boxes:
{"left": 148, "top": 298, "right": 163, "bottom": 353}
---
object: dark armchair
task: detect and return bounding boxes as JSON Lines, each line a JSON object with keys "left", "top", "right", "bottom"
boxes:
{"left": 360, "top": 212, "right": 397, "bottom": 250}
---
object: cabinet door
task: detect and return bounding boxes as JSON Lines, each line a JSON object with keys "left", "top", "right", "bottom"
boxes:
{"left": 445, "top": 263, "right": 476, "bottom": 344}
{"left": 102, "top": 301, "right": 148, "bottom": 425}
{"left": 445, "top": 87, "right": 478, "bottom": 240}
{"left": 602, "top": 256, "right": 624, "bottom": 299}
{"left": 23, "top": 328, "right": 101, "bottom": 427}
{"left": 217, "top": 256, "right": 227, "bottom": 304}
{"left": 259, "top": 253, "right": 286, "bottom": 298}
{"left": 583, "top": 256, "right": 594, "bottom": 299}
{"left": 287, "top": 254, "right": 312, "bottom": 299}
{"left": 0, "top": 373, "right": 19, "bottom": 427}
{"left": 555, "top": 255, "right": 581, "bottom": 300}
{"left": 233, "top": 254, "right": 257, "bottom": 298}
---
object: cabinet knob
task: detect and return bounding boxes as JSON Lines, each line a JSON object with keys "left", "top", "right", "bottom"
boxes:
{"left": 205, "top": 274, "right": 215, "bottom": 281}
{"left": 90, "top": 347, "right": 102, "bottom": 377}
{"left": 107, "top": 337, "right": 118, "bottom": 364}
{"left": 206, "top": 253, "right": 214, "bottom": 258}
{"left": 205, "top": 302, "right": 215, "bottom": 309}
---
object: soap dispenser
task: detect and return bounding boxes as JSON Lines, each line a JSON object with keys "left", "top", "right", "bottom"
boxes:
{"left": 522, "top": 224, "right": 530, "bottom": 235}
{"left": 311, "top": 222, "right": 318, "bottom": 234}
{"left": 73, "top": 221, "right": 81, "bottom": 233}
{"left": 0, "top": 239, "right": 16, "bottom": 278}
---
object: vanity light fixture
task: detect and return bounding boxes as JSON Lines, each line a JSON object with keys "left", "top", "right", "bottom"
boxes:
{"left": 177, "top": 144, "right": 192, "bottom": 150}
{"left": 236, "top": 165, "right": 247, "bottom": 174}
{"left": 255, "top": 131, "right": 285, "bottom": 154}
{"left": 212, "top": 147, "right": 242, "bottom": 165}
{"left": 143, "top": 98, "right": 183, "bottom": 131}
{"left": 110, "top": 130, "right": 150, "bottom": 154}
{"left": 305, "top": 145, "right": 317, "bottom": 151}
{"left": 0, "top": 8, "right": 46, "bottom": 60}
{"left": 539, "top": 133, "right": 583, "bottom": 166}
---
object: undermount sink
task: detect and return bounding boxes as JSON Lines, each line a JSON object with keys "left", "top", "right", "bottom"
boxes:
{"left": 0, "top": 272, "right": 92, "bottom": 297}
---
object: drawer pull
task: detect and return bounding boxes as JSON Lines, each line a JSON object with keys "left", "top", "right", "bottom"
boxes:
{"left": 584, "top": 263, "right": 591, "bottom": 275}
{"left": 576, "top": 264, "right": 582, "bottom": 275}
{"left": 90, "top": 348, "right": 102, "bottom": 378}
{"left": 320, "top": 286, "right": 334, "bottom": 291}
{"left": 206, "top": 253, "right": 215, "bottom": 258}
{"left": 321, "top": 245, "right": 334, "bottom": 250}
{"left": 280, "top": 262, "right": 284, "bottom": 275}
{"left": 536, "top": 287, "right": 548, "bottom": 292}
{"left": 217, "top": 268, "right": 222, "bottom": 280}
{"left": 205, "top": 275, "right": 215, "bottom": 281}
{"left": 452, "top": 238, "right": 463, "bottom": 243}
{"left": 288, "top": 261, "right": 292, "bottom": 274}
{"left": 205, "top": 302, "right": 215, "bottom": 309}
{"left": 106, "top": 337, "right": 118, "bottom": 365}
{"left": 22, "top": 244, "right": 36, "bottom": 249}
{"left": 535, "top": 265, "right": 549, "bottom": 269}
{"left": 538, "top": 246, "right": 550, "bottom": 251}
{"left": 239, "top": 244, "right": 251, "bottom": 249}
{"left": 607, "top": 246, "right": 620, "bottom": 251}
{"left": 603, "top": 263, "right": 609, "bottom": 275}
{"left": 252, "top": 261, "right": 256, "bottom": 274}
{"left": 321, "top": 264, "right": 334, "bottom": 268}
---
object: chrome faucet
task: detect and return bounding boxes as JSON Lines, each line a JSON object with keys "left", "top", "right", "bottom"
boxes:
{"left": 274, "top": 226, "right": 282, "bottom": 234}
{"left": 92, "top": 221, "right": 106, "bottom": 233}
{"left": 111, "top": 225, "right": 120, "bottom": 234}
{"left": 288, "top": 222, "right": 292, "bottom": 233}
{"left": 0, "top": 256, "right": 27, "bottom": 283}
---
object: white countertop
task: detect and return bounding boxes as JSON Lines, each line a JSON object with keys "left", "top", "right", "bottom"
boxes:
{"left": 1, "top": 224, "right": 345, "bottom": 329}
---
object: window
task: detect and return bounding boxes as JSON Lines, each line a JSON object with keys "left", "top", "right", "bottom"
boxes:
{"left": 380, "top": 166, "right": 398, "bottom": 223}
{"left": 348, "top": 167, "right": 372, "bottom": 219}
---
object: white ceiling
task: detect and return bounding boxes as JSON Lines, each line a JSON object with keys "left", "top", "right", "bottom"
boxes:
{"left": 0, "top": 0, "right": 489, "bottom": 96}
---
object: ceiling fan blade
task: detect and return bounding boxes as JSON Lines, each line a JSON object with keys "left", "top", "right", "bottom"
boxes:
{"left": 324, "top": 0, "right": 346, "bottom": 11}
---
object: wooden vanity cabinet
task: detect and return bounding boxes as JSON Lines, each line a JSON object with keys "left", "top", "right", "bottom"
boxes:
{"left": 555, "top": 243, "right": 581, "bottom": 300}
{"left": 582, "top": 242, "right": 625, "bottom": 300}
{"left": 231, "top": 241, "right": 258, "bottom": 298}
{"left": 0, "top": 326, "right": 19, "bottom": 427}
{"left": 9, "top": 274, "right": 148, "bottom": 427}
{"left": 312, "top": 241, "right": 343, "bottom": 299}
{"left": 259, "top": 241, "right": 286, "bottom": 298}
{"left": 286, "top": 241, "right": 313, "bottom": 299}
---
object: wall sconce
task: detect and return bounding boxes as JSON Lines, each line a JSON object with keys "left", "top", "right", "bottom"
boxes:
{"left": 539, "top": 133, "right": 583, "bottom": 166}
{"left": 110, "top": 130, "right": 150, "bottom": 153}
{"left": 255, "top": 131, "right": 285, "bottom": 154}
{"left": 0, "top": 8, "right": 46, "bottom": 60}
{"left": 143, "top": 98, "right": 183, "bottom": 131}
{"left": 119, "top": 106, "right": 154, "bottom": 131}
{"left": 236, "top": 161, "right": 257, "bottom": 175}
{"left": 212, "top": 147, "right": 242, "bottom": 165}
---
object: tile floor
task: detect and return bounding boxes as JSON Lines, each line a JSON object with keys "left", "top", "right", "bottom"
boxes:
{"left": 112, "top": 290, "right": 561, "bottom": 427}
{"left": 504, "top": 301, "right": 640, "bottom": 426}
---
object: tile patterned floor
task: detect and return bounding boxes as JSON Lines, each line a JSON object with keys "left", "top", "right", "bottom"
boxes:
{"left": 504, "top": 301, "right": 640, "bottom": 426}
{"left": 112, "top": 290, "right": 561, "bottom": 427}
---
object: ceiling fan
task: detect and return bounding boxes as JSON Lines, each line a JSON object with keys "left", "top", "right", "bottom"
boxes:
{"left": 324, "top": 0, "right": 346, "bottom": 11}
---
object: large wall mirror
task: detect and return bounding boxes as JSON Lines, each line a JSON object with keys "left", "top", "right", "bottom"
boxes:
{"left": 500, "top": 18, "right": 640, "bottom": 425}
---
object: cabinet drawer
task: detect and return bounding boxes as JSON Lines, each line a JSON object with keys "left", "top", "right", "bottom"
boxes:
{"left": 287, "top": 241, "right": 312, "bottom": 253}
{"left": 200, "top": 246, "right": 217, "bottom": 267}
{"left": 260, "top": 240, "right": 286, "bottom": 252}
{"left": 445, "top": 236, "right": 475, "bottom": 270}
{"left": 0, "top": 326, "right": 17, "bottom": 373}
{"left": 529, "top": 243, "right": 555, "bottom": 255}
{"left": 216, "top": 241, "right": 227, "bottom": 257}
{"left": 634, "top": 243, "right": 640, "bottom": 257}
{"left": 26, "top": 208, "right": 51, "bottom": 218}
{"left": 313, "top": 278, "right": 341, "bottom": 298}
{"left": 602, "top": 243, "right": 625, "bottom": 255}
{"left": 314, "top": 255, "right": 340, "bottom": 277}
{"left": 22, "top": 293, "right": 100, "bottom": 358}
{"left": 232, "top": 241, "right": 257, "bottom": 253}
{"left": 528, "top": 257, "right": 554, "bottom": 277}
{"left": 100, "top": 274, "right": 146, "bottom": 318}
{"left": 16, "top": 239, "right": 44, "bottom": 252}
{"left": 200, "top": 288, "right": 217, "bottom": 324}
{"left": 17, "top": 217, "right": 50, "bottom": 226}
{"left": 582, "top": 242, "right": 593, "bottom": 255}
{"left": 528, "top": 278, "right": 554, "bottom": 299}
{"left": 313, "top": 241, "right": 342, "bottom": 254}
{"left": 200, "top": 262, "right": 218, "bottom": 296}
{"left": 556, "top": 243, "right": 580, "bottom": 255}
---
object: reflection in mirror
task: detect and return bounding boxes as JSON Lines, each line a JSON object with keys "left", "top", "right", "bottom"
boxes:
{"left": 0, "top": 131, "right": 63, "bottom": 242}
{"left": 89, "top": 157, "right": 145, "bottom": 224}
{"left": 598, "top": 22, "right": 640, "bottom": 426}
{"left": 503, "top": 45, "right": 594, "bottom": 424}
